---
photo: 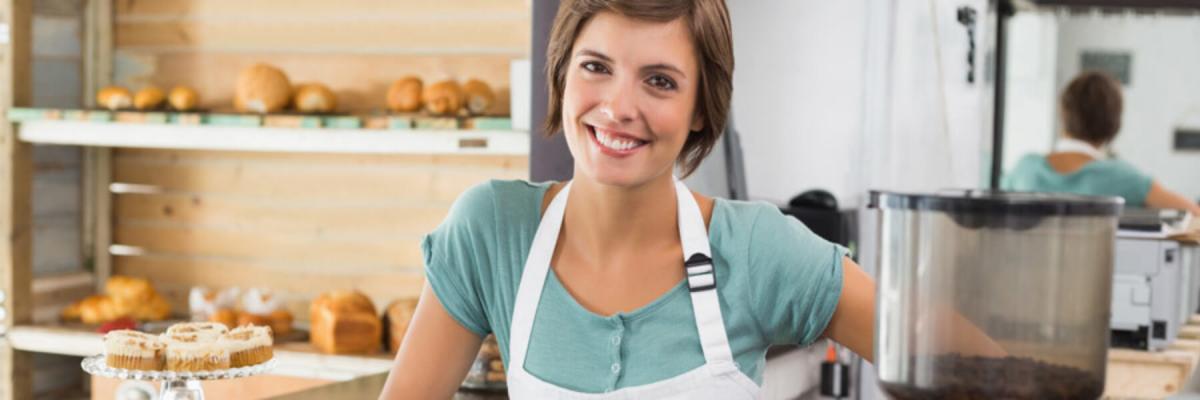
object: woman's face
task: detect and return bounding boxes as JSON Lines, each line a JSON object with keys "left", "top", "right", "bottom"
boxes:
{"left": 562, "top": 11, "right": 703, "bottom": 188}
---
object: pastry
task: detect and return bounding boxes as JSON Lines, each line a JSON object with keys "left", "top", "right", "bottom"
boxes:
{"left": 386, "top": 76, "right": 423, "bottom": 113}
{"left": 269, "top": 309, "right": 293, "bottom": 337}
{"left": 209, "top": 308, "right": 238, "bottom": 330}
{"left": 293, "top": 83, "right": 337, "bottom": 113}
{"left": 423, "top": 80, "right": 462, "bottom": 116}
{"left": 237, "top": 311, "right": 272, "bottom": 329}
{"left": 219, "top": 325, "right": 274, "bottom": 367}
{"left": 133, "top": 87, "right": 165, "bottom": 110}
{"left": 462, "top": 79, "right": 494, "bottom": 115}
{"left": 234, "top": 63, "right": 291, "bottom": 114}
{"left": 96, "top": 86, "right": 132, "bottom": 110}
{"left": 104, "top": 330, "right": 165, "bottom": 371}
{"left": 165, "top": 322, "right": 229, "bottom": 342}
{"left": 162, "top": 332, "right": 231, "bottom": 372}
{"left": 168, "top": 86, "right": 199, "bottom": 111}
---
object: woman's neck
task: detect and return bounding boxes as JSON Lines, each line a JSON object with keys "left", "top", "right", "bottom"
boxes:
{"left": 561, "top": 172, "right": 680, "bottom": 266}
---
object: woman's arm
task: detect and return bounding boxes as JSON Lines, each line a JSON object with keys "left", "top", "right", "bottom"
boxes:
{"left": 1145, "top": 181, "right": 1200, "bottom": 215}
{"left": 821, "top": 257, "right": 1006, "bottom": 363}
{"left": 820, "top": 258, "right": 876, "bottom": 362}
{"left": 378, "top": 283, "right": 484, "bottom": 400}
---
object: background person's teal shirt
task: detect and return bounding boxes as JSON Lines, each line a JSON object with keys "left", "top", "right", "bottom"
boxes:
{"left": 1002, "top": 154, "right": 1153, "bottom": 206}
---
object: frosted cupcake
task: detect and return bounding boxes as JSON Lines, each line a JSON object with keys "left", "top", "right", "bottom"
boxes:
{"left": 219, "top": 325, "right": 274, "bottom": 367}
{"left": 104, "top": 330, "right": 165, "bottom": 370}
{"left": 161, "top": 332, "right": 231, "bottom": 371}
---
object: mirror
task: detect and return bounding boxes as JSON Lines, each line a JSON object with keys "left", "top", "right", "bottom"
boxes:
{"left": 1001, "top": 6, "right": 1200, "bottom": 208}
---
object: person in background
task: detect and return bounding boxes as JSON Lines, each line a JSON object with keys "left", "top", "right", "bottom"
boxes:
{"left": 1003, "top": 71, "right": 1200, "bottom": 215}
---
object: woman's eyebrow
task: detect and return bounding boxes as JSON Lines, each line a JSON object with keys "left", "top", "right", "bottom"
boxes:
{"left": 642, "top": 63, "right": 685, "bottom": 77}
{"left": 576, "top": 49, "right": 613, "bottom": 62}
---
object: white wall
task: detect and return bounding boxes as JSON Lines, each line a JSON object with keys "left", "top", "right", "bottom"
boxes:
{"left": 727, "top": 1, "right": 869, "bottom": 205}
{"left": 1002, "top": 12, "right": 1059, "bottom": 174}
{"left": 729, "top": 0, "right": 994, "bottom": 208}
{"left": 1055, "top": 13, "right": 1200, "bottom": 201}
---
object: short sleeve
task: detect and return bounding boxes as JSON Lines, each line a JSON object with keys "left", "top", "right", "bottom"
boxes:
{"left": 1111, "top": 160, "right": 1154, "bottom": 206}
{"left": 747, "top": 206, "right": 847, "bottom": 346}
{"left": 422, "top": 182, "right": 496, "bottom": 337}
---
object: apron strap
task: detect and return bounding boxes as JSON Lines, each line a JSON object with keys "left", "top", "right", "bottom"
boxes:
{"left": 509, "top": 181, "right": 573, "bottom": 369}
{"left": 675, "top": 180, "right": 736, "bottom": 368}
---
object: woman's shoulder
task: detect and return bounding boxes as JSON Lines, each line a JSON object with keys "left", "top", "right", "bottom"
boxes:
{"left": 443, "top": 179, "right": 553, "bottom": 230}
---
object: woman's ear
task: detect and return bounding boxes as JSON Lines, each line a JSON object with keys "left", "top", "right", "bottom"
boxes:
{"left": 690, "top": 113, "right": 705, "bottom": 132}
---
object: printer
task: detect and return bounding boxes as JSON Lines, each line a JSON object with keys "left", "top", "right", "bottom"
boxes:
{"left": 1111, "top": 209, "right": 1200, "bottom": 351}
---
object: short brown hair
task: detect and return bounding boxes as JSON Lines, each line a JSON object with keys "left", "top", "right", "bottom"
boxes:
{"left": 543, "top": 0, "right": 734, "bottom": 177}
{"left": 1061, "top": 71, "right": 1123, "bottom": 146}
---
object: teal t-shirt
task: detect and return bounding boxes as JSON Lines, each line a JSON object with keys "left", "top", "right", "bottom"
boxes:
{"left": 422, "top": 180, "right": 846, "bottom": 393}
{"left": 1002, "top": 154, "right": 1154, "bottom": 206}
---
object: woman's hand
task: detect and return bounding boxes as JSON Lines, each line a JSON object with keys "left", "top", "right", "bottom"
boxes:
{"left": 1146, "top": 181, "right": 1200, "bottom": 216}
{"left": 378, "top": 283, "right": 484, "bottom": 400}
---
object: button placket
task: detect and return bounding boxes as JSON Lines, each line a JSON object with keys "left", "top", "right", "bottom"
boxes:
{"left": 605, "top": 317, "right": 626, "bottom": 391}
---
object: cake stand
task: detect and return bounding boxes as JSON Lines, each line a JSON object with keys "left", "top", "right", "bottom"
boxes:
{"left": 81, "top": 355, "right": 277, "bottom": 400}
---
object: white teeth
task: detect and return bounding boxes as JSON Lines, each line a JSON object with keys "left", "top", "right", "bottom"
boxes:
{"left": 594, "top": 128, "right": 642, "bottom": 152}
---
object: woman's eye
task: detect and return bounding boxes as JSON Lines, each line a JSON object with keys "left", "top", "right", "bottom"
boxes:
{"left": 582, "top": 61, "right": 609, "bottom": 74}
{"left": 647, "top": 75, "right": 677, "bottom": 91}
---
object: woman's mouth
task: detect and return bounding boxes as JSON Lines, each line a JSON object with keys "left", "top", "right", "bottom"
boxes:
{"left": 587, "top": 124, "right": 648, "bottom": 156}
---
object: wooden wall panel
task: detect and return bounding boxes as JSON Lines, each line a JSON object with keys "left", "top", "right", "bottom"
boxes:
{"left": 110, "top": 149, "right": 527, "bottom": 319}
{"left": 111, "top": 0, "right": 530, "bottom": 112}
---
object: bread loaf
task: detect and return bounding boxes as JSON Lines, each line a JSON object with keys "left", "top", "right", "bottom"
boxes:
{"left": 235, "top": 64, "right": 291, "bottom": 113}
{"left": 386, "top": 76, "right": 423, "bottom": 113}
{"left": 423, "top": 80, "right": 462, "bottom": 116}
{"left": 97, "top": 86, "right": 132, "bottom": 110}
{"left": 384, "top": 298, "right": 419, "bottom": 354}
{"left": 462, "top": 79, "right": 494, "bottom": 115}
{"left": 134, "top": 87, "right": 165, "bottom": 110}
{"left": 168, "top": 86, "right": 199, "bottom": 111}
{"left": 310, "top": 290, "right": 382, "bottom": 354}
{"left": 293, "top": 83, "right": 337, "bottom": 113}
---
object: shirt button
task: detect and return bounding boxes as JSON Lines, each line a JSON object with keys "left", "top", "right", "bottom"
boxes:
{"left": 611, "top": 335, "right": 622, "bottom": 346}
{"left": 611, "top": 363, "right": 621, "bottom": 374}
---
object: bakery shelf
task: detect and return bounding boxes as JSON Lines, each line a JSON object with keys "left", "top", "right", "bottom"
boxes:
{"left": 16, "top": 120, "right": 530, "bottom": 156}
{"left": 6, "top": 325, "right": 394, "bottom": 381}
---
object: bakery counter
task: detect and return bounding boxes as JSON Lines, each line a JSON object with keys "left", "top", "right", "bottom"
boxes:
{"left": 270, "top": 371, "right": 509, "bottom": 400}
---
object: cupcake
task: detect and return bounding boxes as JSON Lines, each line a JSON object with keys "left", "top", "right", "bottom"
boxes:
{"left": 166, "top": 322, "right": 229, "bottom": 339}
{"left": 162, "top": 332, "right": 230, "bottom": 372}
{"left": 220, "top": 325, "right": 274, "bottom": 367}
{"left": 104, "top": 330, "right": 165, "bottom": 371}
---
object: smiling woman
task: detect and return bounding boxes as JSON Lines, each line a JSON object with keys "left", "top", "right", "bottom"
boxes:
{"left": 378, "top": 1, "right": 878, "bottom": 399}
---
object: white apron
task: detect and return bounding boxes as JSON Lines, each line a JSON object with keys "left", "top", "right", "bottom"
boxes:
{"left": 505, "top": 179, "right": 760, "bottom": 399}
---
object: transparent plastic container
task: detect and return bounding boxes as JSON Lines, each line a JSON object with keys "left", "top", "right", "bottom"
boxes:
{"left": 869, "top": 190, "right": 1122, "bottom": 399}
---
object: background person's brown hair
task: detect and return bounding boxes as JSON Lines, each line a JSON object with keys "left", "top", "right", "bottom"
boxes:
{"left": 1061, "top": 71, "right": 1124, "bottom": 146}
{"left": 543, "top": 0, "right": 734, "bottom": 177}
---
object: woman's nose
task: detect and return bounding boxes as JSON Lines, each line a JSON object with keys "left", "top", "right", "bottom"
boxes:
{"left": 600, "top": 80, "right": 637, "bottom": 124}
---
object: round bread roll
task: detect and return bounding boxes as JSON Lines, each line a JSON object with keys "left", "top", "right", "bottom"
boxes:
{"left": 462, "top": 79, "right": 495, "bottom": 115}
{"left": 386, "top": 76, "right": 423, "bottom": 113}
{"left": 96, "top": 86, "right": 132, "bottom": 110}
{"left": 293, "top": 83, "right": 337, "bottom": 113}
{"left": 423, "top": 80, "right": 462, "bottom": 116}
{"left": 209, "top": 308, "right": 238, "bottom": 330}
{"left": 133, "top": 87, "right": 165, "bottom": 110}
{"left": 168, "top": 86, "right": 199, "bottom": 111}
{"left": 235, "top": 64, "right": 291, "bottom": 114}
{"left": 270, "top": 309, "right": 293, "bottom": 337}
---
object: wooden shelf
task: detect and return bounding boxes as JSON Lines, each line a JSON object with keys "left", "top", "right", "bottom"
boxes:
{"left": 7, "top": 325, "right": 394, "bottom": 381}
{"left": 16, "top": 120, "right": 529, "bottom": 156}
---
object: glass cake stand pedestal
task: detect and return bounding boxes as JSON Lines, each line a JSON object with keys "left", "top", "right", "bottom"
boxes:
{"left": 81, "top": 355, "right": 277, "bottom": 400}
